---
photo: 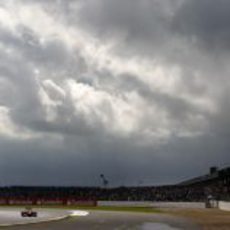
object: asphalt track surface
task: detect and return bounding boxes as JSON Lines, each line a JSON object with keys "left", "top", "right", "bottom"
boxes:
{"left": 3, "top": 211, "right": 201, "bottom": 230}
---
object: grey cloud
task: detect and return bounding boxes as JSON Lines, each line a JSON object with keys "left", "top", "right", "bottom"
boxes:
{"left": 0, "top": 25, "right": 87, "bottom": 79}
{"left": 0, "top": 25, "right": 91, "bottom": 136}
{"left": 208, "top": 91, "right": 230, "bottom": 138}
{"left": 173, "top": 0, "right": 230, "bottom": 52}
{"left": 70, "top": 0, "right": 180, "bottom": 58}
{"left": 0, "top": 50, "right": 44, "bottom": 131}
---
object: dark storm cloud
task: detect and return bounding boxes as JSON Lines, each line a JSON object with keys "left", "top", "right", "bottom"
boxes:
{"left": 1, "top": 132, "right": 229, "bottom": 186}
{"left": 173, "top": 0, "right": 230, "bottom": 51}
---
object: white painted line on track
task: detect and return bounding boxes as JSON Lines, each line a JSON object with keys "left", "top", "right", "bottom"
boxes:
{"left": 69, "top": 210, "right": 89, "bottom": 217}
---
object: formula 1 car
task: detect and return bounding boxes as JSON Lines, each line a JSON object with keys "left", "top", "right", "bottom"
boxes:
{"left": 21, "top": 207, "right": 37, "bottom": 217}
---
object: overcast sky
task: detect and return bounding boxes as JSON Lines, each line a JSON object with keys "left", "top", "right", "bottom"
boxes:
{"left": 0, "top": 0, "right": 230, "bottom": 186}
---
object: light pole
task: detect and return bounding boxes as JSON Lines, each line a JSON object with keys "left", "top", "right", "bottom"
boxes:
{"left": 100, "top": 174, "right": 109, "bottom": 188}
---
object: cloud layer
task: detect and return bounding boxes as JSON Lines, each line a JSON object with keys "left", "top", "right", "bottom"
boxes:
{"left": 0, "top": 0, "right": 229, "bottom": 186}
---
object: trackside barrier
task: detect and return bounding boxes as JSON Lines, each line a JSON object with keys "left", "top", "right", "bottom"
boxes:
{"left": 98, "top": 201, "right": 205, "bottom": 209}
{"left": 0, "top": 199, "right": 97, "bottom": 206}
{"left": 218, "top": 201, "right": 230, "bottom": 211}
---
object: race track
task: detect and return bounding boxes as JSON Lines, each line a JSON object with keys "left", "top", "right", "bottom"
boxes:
{"left": 4, "top": 210, "right": 201, "bottom": 230}
{"left": 0, "top": 208, "right": 68, "bottom": 226}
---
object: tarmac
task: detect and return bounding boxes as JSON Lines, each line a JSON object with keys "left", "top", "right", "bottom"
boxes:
{"left": 0, "top": 209, "right": 201, "bottom": 230}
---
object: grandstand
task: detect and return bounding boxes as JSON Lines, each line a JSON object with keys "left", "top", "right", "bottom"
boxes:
{"left": 178, "top": 166, "right": 230, "bottom": 201}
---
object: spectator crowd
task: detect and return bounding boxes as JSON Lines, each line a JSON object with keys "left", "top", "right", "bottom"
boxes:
{"left": 0, "top": 167, "right": 229, "bottom": 202}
